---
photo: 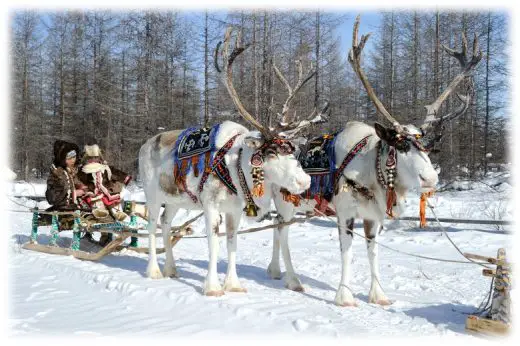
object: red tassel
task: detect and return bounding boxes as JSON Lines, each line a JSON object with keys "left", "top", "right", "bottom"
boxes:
{"left": 252, "top": 182, "right": 265, "bottom": 197}
{"left": 174, "top": 164, "right": 180, "bottom": 185}
{"left": 204, "top": 152, "right": 212, "bottom": 173}
{"left": 386, "top": 189, "right": 397, "bottom": 218}
{"left": 175, "top": 160, "right": 189, "bottom": 191}
{"left": 281, "top": 189, "right": 301, "bottom": 207}
{"left": 419, "top": 190, "right": 435, "bottom": 228}
{"left": 192, "top": 156, "right": 200, "bottom": 177}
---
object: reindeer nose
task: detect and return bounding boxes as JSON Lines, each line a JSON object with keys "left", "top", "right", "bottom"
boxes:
{"left": 298, "top": 175, "right": 311, "bottom": 190}
{"left": 420, "top": 174, "right": 438, "bottom": 188}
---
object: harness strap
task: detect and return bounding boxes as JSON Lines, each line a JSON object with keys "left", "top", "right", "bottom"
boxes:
{"left": 376, "top": 141, "right": 398, "bottom": 218}
{"left": 181, "top": 179, "right": 199, "bottom": 203}
{"left": 237, "top": 148, "right": 260, "bottom": 216}
{"left": 333, "top": 135, "right": 372, "bottom": 191}
{"left": 198, "top": 134, "right": 240, "bottom": 195}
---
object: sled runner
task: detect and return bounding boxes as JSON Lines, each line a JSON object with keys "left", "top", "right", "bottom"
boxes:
{"left": 22, "top": 201, "right": 194, "bottom": 261}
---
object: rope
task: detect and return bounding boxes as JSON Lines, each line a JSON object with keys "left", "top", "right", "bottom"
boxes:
{"left": 180, "top": 216, "right": 312, "bottom": 239}
{"left": 5, "top": 195, "right": 501, "bottom": 268}
{"left": 309, "top": 203, "right": 490, "bottom": 266}
{"left": 427, "top": 203, "right": 492, "bottom": 269}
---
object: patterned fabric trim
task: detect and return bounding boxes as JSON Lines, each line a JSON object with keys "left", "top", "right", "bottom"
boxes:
{"left": 198, "top": 134, "right": 240, "bottom": 195}
{"left": 333, "top": 135, "right": 372, "bottom": 191}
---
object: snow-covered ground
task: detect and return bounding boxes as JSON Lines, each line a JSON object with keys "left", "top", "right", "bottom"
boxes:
{"left": 6, "top": 173, "right": 513, "bottom": 338}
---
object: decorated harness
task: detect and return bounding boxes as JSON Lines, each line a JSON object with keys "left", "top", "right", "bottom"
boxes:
{"left": 286, "top": 129, "right": 431, "bottom": 218}
{"left": 173, "top": 125, "right": 295, "bottom": 217}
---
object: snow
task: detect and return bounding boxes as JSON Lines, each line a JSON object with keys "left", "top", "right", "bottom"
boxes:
{"left": 6, "top": 174, "right": 514, "bottom": 338}
{"left": 3, "top": 167, "right": 16, "bottom": 181}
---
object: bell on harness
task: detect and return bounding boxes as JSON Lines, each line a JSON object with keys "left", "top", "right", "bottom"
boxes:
{"left": 244, "top": 203, "right": 259, "bottom": 217}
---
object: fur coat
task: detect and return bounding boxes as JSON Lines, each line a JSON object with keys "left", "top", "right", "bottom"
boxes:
{"left": 77, "top": 144, "right": 132, "bottom": 207}
{"left": 45, "top": 140, "right": 86, "bottom": 210}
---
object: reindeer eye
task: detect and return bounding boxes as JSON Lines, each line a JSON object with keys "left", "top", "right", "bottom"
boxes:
{"left": 278, "top": 145, "right": 294, "bottom": 155}
{"left": 396, "top": 141, "right": 411, "bottom": 153}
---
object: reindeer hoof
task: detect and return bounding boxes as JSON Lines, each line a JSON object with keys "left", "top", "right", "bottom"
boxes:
{"left": 374, "top": 299, "right": 393, "bottom": 306}
{"left": 205, "top": 290, "right": 225, "bottom": 297}
{"left": 147, "top": 266, "right": 164, "bottom": 279}
{"left": 337, "top": 301, "right": 359, "bottom": 308}
{"left": 285, "top": 276, "right": 304, "bottom": 292}
{"left": 163, "top": 269, "right": 179, "bottom": 278}
{"left": 267, "top": 263, "right": 282, "bottom": 280}
{"left": 227, "top": 287, "right": 248, "bottom": 293}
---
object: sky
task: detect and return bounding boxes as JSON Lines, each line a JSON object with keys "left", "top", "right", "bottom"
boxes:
{"left": 335, "top": 11, "right": 381, "bottom": 57}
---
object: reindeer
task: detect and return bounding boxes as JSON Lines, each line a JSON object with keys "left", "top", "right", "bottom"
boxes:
{"left": 267, "top": 16, "right": 483, "bottom": 305}
{"left": 138, "top": 27, "right": 328, "bottom": 296}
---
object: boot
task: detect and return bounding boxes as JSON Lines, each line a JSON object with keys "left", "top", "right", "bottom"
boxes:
{"left": 92, "top": 208, "right": 109, "bottom": 219}
{"left": 110, "top": 208, "right": 128, "bottom": 221}
{"left": 92, "top": 200, "right": 109, "bottom": 219}
{"left": 98, "top": 233, "right": 111, "bottom": 247}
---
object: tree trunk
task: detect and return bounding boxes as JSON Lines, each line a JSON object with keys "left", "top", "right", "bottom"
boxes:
{"left": 314, "top": 10, "right": 320, "bottom": 108}
{"left": 253, "top": 11, "right": 259, "bottom": 117}
{"left": 484, "top": 12, "right": 491, "bottom": 176}
{"left": 203, "top": 10, "right": 209, "bottom": 127}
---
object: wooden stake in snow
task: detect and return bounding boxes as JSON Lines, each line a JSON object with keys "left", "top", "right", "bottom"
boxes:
{"left": 465, "top": 248, "right": 511, "bottom": 335}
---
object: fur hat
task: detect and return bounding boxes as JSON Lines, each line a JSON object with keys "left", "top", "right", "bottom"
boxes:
{"left": 81, "top": 144, "right": 111, "bottom": 178}
{"left": 53, "top": 140, "right": 80, "bottom": 169}
{"left": 84, "top": 144, "right": 102, "bottom": 158}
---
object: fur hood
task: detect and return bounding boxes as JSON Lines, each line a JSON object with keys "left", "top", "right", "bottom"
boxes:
{"left": 52, "top": 140, "right": 80, "bottom": 169}
{"left": 81, "top": 144, "right": 111, "bottom": 179}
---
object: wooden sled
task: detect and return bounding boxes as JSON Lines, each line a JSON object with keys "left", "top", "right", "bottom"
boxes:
{"left": 22, "top": 205, "right": 197, "bottom": 261}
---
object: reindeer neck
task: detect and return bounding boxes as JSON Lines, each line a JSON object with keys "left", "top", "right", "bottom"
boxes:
{"left": 223, "top": 134, "right": 272, "bottom": 211}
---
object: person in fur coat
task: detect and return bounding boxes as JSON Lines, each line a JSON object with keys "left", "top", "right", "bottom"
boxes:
{"left": 45, "top": 140, "right": 87, "bottom": 211}
{"left": 77, "top": 144, "right": 132, "bottom": 221}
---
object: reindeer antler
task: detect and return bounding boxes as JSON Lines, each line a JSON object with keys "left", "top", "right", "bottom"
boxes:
{"left": 215, "top": 27, "right": 272, "bottom": 139}
{"left": 421, "top": 31, "right": 483, "bottom": 134}
{"left": 216, "top": 26, "right": 329, "bottom": 140}
{"left": 272, "top": 59, "right": 329, "bottom": 137}
{"left": 349, "top": 15, "right": 403, "bottom": 133}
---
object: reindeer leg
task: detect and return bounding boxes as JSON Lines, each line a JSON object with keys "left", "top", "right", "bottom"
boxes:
{"left": 267, "top": 227, "right": 282, "bottom": 280}
{"left": 161, "top": 204, "right": 179, "bottom": 278}
{"left": 364, "top": 220, "right": 391, "bottom": 305}
{"left": 146, "top": 202, "right": 163, "bottom": 279}
{"left": 268, "top": 195, "right": 291, "bottom": 280}
{"left": 223, "top": 212, "right": 246, "bottom": 293}
{"left": 335, "top": 217, "right": 357, "bottom": 307}
{"left": 203, "top": 207, "right": 224, "bottom": 296}
{"left": 271, "top": 196, "right": 301, "bottom": 290}
{"left": 279, "top": 222, "right": 304, "bottom": 292}
{"left": 274, "top": 200, "right": 303, "bottom": 292}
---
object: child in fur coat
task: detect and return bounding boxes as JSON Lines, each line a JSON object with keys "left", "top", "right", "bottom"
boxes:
{"left": 77, "top": 144, "right": 132, "bottom": 221}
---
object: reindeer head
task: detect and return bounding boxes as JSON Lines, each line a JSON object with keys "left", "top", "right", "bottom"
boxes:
{"left": 242, "top": 131, "right": 309, "bottom": 194}
{"left": 215, "top": 27, "right": 331, "bottom": 195}
{"left": 349, "top": 15, "right": 482, "bottom": 191}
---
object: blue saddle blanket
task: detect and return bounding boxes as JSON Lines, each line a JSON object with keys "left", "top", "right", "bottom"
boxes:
{"left": 173, "top": 124, "right": 220, "bottom": 178}
{"left": 297, "top": 133, "right": 338, "bottom": 199}
{"left": 176, "top": 125, "right": 220, "bottom": 160}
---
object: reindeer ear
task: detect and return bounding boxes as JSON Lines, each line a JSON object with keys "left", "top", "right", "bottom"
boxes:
{"left": 374, "top": 122, "right": 390, "bottom": 142}
{"left": 244, "top": 132, "right": 265, "bottom": 149}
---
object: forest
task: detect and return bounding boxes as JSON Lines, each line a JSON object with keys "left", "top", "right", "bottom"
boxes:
{"left": 10, "top": 10, "right": 510, "bottom": 181}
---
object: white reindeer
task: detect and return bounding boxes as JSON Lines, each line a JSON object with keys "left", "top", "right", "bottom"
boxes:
{"left": 267, "top": 16, "right": 483, "bottom": 306}
{"left": 138, "top": 27, "right": 328, "bottom": 296}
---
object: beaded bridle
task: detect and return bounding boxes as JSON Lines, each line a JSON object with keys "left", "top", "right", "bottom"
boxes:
{"left": 237, "top": 138, "right": 296, "bottom": 217}
{"left": 376, "top": 131, "right": 431, "bottom": 217}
